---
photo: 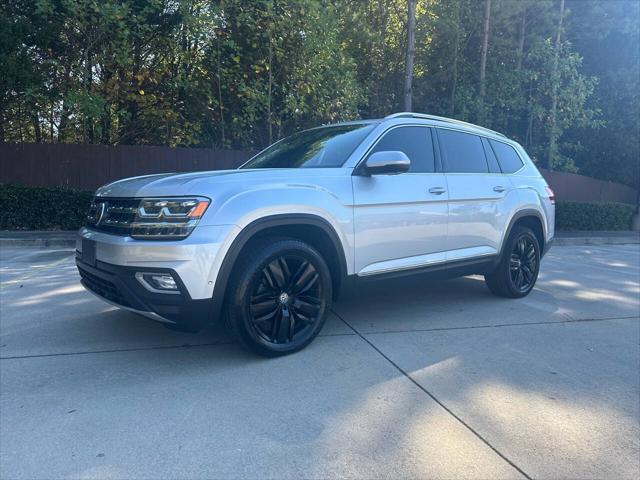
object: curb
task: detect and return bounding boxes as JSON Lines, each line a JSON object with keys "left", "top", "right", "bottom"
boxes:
{"left": 0, "top": 238, "right": 77, "bottom": 248}
{"left": 553, "top": 236, "right": 640, "bottom": 246}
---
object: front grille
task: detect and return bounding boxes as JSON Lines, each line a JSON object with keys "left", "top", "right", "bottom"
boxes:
{"left": 87, "top": 198, "right": 140, "bottom": 235}
{"left": 78, "top": 267, "right": 132, "bottom": 308}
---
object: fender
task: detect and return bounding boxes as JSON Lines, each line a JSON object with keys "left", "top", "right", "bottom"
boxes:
{"left": 209, "top": 214, "right": 348, "bottom": 322}
{"left": 498, "top": 208, "right": 548, "bottom": 259}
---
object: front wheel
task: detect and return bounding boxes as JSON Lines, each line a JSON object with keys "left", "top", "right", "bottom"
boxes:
{"left": 224, "top": 238, "right": 332, "bottom": 357}
{"left": 485, "top": 226, "right": 540, "bottom": 298}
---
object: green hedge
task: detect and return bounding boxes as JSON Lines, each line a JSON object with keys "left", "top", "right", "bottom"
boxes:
{"left": 556, "top": 201, "right": 636, "bottom": 231}
{"left": 0, "top": 184, "right": 636, "bottom": 232}
{"left": 0, "top": 184, "right": 93, "bottom": 230}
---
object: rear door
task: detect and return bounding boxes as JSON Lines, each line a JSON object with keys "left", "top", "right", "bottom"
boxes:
{"left": 437, "top": 128, "right": 512, "bottom": 261}
{"left": 352, "top": 126, "right": 449, "bottom": 276}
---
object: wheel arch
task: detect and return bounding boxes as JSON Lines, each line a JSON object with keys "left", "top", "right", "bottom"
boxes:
{"left": 500, "top": 209, "right": 546, "bottom": 258}
{"left": 211, "top": 214, "right": 348, "bottom": 321}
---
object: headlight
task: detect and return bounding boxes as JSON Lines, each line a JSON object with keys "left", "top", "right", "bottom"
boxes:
{"left": 131, "top": 197, "right": 210, "bottom": 239}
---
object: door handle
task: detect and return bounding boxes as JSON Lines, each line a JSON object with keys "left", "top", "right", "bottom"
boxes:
{"left": 493, "top": 186, "right": 506, "bottom": 193}
{"left": 428, "top": 187, "right": 447, "bottom": 195}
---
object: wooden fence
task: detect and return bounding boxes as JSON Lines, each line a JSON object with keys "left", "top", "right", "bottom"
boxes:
{"left": 0, "top": 143, "right": 254, "bottom": 191}
{"left": 539, "top": 169, "right": 637, "bottom": 205}
{"left": 1, "top": 142, "right": 637, "bottom": 205}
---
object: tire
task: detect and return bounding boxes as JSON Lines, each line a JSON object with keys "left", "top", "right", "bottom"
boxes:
{"left": 484, "top": 226, "right": 540, "bottom": 298}
{"left": 224, "top": 237, "right": 332, "bottom": 357}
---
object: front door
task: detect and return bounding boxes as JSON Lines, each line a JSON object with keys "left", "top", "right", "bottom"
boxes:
{"left": 352, "top": 126, "right": 449, "bottom": 276}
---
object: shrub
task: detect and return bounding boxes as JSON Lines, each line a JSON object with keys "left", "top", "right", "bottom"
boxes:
{"left": 0, "top": 184, "right": 636, "bottom": 232}
{"left": 555, "top": 201, "right": 635, "bottom": 231}
{"left": 0, "top": 184, "right": 93, "bottom": 230}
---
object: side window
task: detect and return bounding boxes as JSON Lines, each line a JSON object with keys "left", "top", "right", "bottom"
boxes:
{"left": 481, "top": 137, "right": 502, "bottom": 173}
{"left": 438, "top": 129, "right": 488, "bottom": 173}
{"left": 489, "top": 140, "right": 524, "bottom": 173}
{"left": 368, "top": 126, "right": 435, "bottom": 173}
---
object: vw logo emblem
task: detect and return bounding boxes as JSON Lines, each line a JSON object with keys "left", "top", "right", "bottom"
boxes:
{"left": 278, "top": 292, "right": 290, "bottom": 304}
{"left": 95, "top": 202, "right": 107, "bottom": 226}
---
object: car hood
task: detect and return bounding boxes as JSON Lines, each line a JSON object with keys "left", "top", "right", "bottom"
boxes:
{"left": 94, "top": 168, "right": 346, "bottom": 198}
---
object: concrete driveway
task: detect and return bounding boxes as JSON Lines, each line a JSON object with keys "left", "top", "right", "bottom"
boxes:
{"left": 1, "top": 244, "right": 638, "bottom": 479}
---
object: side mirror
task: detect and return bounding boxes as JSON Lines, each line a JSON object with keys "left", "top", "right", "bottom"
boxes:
{"left": 360, "top": 151, "right": 411, "bottom": 175}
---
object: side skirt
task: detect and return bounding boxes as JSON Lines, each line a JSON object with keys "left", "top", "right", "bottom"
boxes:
{"left": 339, "top": 255, "right": 498, "bottom": 297}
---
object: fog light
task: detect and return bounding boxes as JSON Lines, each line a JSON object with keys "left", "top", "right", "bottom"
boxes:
{"left": 135, "top": 272, "right": 179, "bottom": 294}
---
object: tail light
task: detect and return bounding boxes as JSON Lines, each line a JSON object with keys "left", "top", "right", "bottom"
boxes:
{"left": 545, "top": 186, "right": 555, "bottom": 205}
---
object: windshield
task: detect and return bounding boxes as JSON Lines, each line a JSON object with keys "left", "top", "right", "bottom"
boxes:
{"left": 240, "top": 123, "right": 376, "bottom": 169}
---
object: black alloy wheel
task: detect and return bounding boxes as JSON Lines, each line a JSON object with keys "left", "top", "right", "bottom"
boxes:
{"left": 509, "top": 236, "right": 538, "bottom": 292}
{"left": 249, "top": 255, "right": 323, "bottom": 345}
{"left": 225, "top": 238, "right": 331, "bottom": 356}
{"left": 484, "top": 226, "right": 540, "bottom": 298}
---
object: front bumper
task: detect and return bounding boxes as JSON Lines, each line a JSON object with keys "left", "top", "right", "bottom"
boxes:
{"left": 75, "top": 224, "right": 240, "bottom": 331}
{"left": 76, "top": 225, "right": 239, "bottom": 299}
{"left": 76, "top": 256, "right": 211, "bottom": 331}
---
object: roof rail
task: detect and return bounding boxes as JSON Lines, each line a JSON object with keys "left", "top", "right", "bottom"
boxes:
{"left": 384, "top": 112, "right": 506, "bottom": 138}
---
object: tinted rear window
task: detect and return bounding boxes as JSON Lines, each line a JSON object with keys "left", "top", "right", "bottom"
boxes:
{"left": 438, "top": 129, "right": 488, "bottom": 173}
{"left": 368, "top": 126, "right": 435, "bottom": 173}
{"left": 481, "top": 137, "right": 502, "bottom": 173}
{"left": 489, "top": 140, "right": 524, "bottom": 173}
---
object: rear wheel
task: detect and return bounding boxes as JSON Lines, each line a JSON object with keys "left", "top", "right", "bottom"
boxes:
{"left": 485, "top": 226, "right": 540, "bottom": 298}
{"left": 224, "top": 238, "right": 332, "bottom": 356}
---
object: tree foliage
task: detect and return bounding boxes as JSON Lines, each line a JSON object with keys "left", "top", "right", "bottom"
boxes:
{"left": 1, "top": 0, "right": 637, "bottom": 187}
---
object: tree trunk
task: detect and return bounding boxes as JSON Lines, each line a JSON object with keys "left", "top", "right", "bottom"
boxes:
{"left": 122, "top": 39, "right": 141, "bottom": 144}
{"left": 18, "top": 101, "right": 24, "bottom": 143}
{"left": 267, "top": 35, "right": 273, "bottom": 145}
{"left": 479, "top": 0, "right": 491, "bottom": 98}
{"left": 84, "top": 46, "right": 94, "bottom": 143}
{"left": 58, "top": 98, "right": 69, "bottom": 142}
{"left": 100, "top": 67, "right": 112, "bottom": 144}
{"left": 215, "top": 12, "right": 225, "bottom": 146}
{"left": 449, "top": 1, "right": 460, "bottom": 116}
{"left": 0, "top": 102, "right": 5, "bottom": 141}
{"left": 58, "top": 66, "right": 71, "bottom": 142}
{"left": 526, "top": 79, "right": 534, "bottom": 146}
{"left": 547, "top": 0, "right": 565, "bottom": 171}
{"left": 50, "top": 102, "right": 54, "bottom": 142}
{"left": 32, "top": 110, "right": 42, "bottom": 143}
{"left": 101, "top": 103, "right": 112, "bottom": 144}
{"left": 403, "top": 0, "right": 416, "bottom": 111}
{"left": 517, "top": 6, "right": 527, "bottom": 70}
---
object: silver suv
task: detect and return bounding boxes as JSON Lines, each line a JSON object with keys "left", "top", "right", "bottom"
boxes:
{"left": 76, "top": 112, "right": 555, "bottom": 356}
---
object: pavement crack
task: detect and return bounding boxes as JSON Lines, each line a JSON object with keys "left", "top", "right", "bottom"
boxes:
{"left": 343, "top": 315, "right": 639, "bottom": 337}
{"left": 0, "top": 341, "right": 232, "bottom": 360}
{"left": 331, "top": 308, "right": 533, "bottom": 480}
{"left": 0, "top": 331, "right": 356, "bottom": 360}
